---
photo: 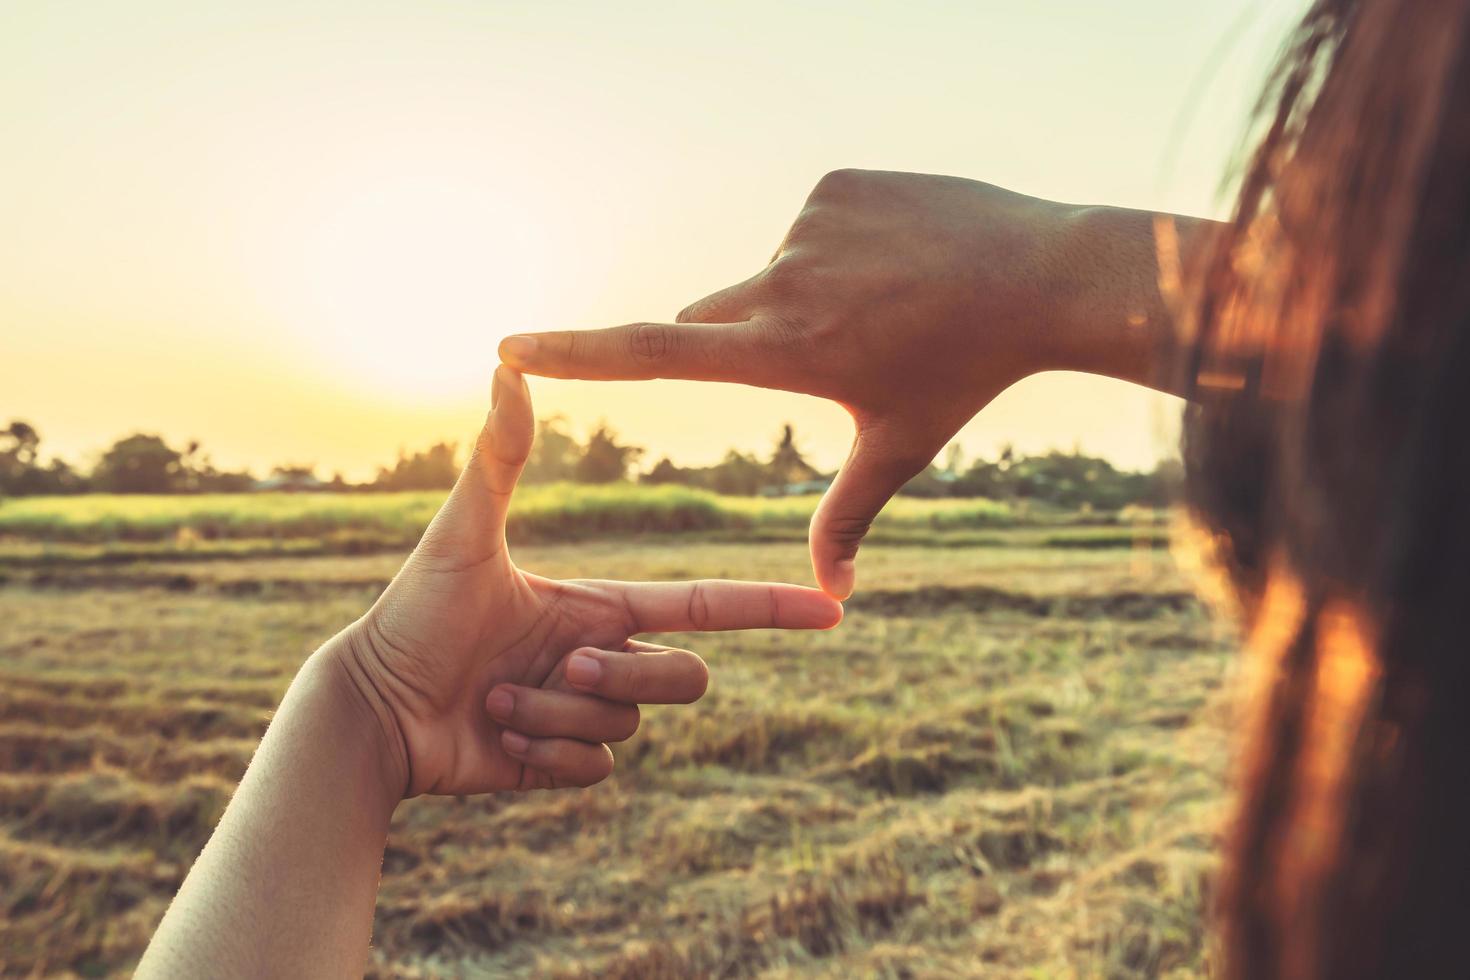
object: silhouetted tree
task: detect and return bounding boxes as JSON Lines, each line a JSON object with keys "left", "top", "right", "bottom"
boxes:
{"left": 0, "top": 420, "right": 41, "bottom": 494}
{"left": 642, "top": 456, "right": 690, "bottom": 485}
{"left": 575, "top": 423, "right": 643, "bottom": 483}
{"left": 92, "top": 434, "right": 185, "bottom": 493}
{"left": 521, "top": 416, "right": 581, "bottom": 484}
{"left": 0, "top": 420, "right": 86, "bottom": 496}
{"left": 707, "top": 450, "right": 766, "bottom": 495}
{"left": 766, "top": 423, "right": 821, "bottom": 486}
{"left": 374, "top": 443, "right": 458, "bottom": 491}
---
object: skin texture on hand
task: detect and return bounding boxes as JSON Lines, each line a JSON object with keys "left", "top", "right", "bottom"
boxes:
{"left": 136, "top": 365, "right": 842, "bottom": 979}
{"left": 499, "top": 169, "right": 1215, "bottom": 599}
{"left": 337, "top": 364, "right": 843, "bottom": 798}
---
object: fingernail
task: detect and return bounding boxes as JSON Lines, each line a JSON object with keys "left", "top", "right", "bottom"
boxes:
{"left": 566, "top": 652, "right": 603, "bottom": 687}
{"left": 831, "top": 559, "right": 856, "bottom": 601}
{"left": 499, "top": 335, "right": 538, "bottom": 366}
{"left": 485, "top": 687, "right": 514, "bottom": 722}
{"left": 501, "top": 730, "right": 530, "bottom": 756}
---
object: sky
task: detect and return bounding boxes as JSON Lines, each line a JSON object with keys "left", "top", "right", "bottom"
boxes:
{"left": 1, "top": 0, "right": 1305, "bottom": 480}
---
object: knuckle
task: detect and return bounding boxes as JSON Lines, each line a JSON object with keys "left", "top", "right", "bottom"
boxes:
{"left": 762, "top": 257, "right": 816, "bottom": 298}
{"left": 757, "top": 313, "right": 814, "bottom": 361}
{"left": 627, "top": 322, "right": 671, "bottom": 363}
{"left": 813, "top": 167, "right": 863, "bottom": 198}
{"left": 783, "top": 205, "right": 827, "bottom": 244}
{"left": 564, "top": 330, "right": 585, "bottom": 365}
{"left": 686, "top": 582, "right": 712, "bottom": 630}
{"left": 624, "top": 653, "right": 648, "bottom": 695}
{"left": 824, "top": 514, "right": 875, "bottom": 547}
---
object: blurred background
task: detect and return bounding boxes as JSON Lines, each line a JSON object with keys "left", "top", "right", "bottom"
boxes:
{"left": 3, "top": 0, "right": 1301, "bottom": 480}
{"left": 2, "top": 1, "right": 1298, "bottom": 975}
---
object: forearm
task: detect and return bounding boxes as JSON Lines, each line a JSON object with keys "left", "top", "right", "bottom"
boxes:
{"left": 1050, "top": 204, "right": 1222, "bottom": 399}
{"left": 136, "top": 638, "right": 403, "bottom": 979}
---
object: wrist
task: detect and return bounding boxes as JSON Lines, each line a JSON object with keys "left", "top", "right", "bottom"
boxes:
{"left": 1050, "top": 205, "right": 1166, "bottom": 383}
{"left": 313, "top": 625, "right": 413, "bottom": 807}
{"left": 1050, "top": 204, "right": 1223, "bottom": 396}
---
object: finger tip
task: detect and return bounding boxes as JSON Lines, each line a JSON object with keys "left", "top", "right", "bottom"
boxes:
{"left": 790, "top": 586, "right": 845, "bottom": 628}
{"left": 820, "top": 560, "right": 855, "bottom": 602}
{"left": 565, "top": 649, "right": 604, "bottom": 689}
{"left": 501, "top": 729, "right": 531, "bottom": 757}
{"left": 498, "top": 335, "right": 538, "bottom": 369}
{"left": 485, "top": 685, "right": 515, "bottom": 721}
{"left": 493, "top": 362, "right": 523, "bottom": 391}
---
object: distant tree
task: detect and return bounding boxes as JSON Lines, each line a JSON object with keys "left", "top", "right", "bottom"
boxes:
{"left": 198, "top": 467, "right": 256, "bottom": 492}
{"left": 0, "top": 420, "right": 41, "bottom": 495}
{"left": 92, "top": 434, "right": 186, "bottom": 493}
{"left": 642, "top": 456, "right": 692, "bottom": 486}
{"left": 950, "top": 457, "right": 1010, "bottom": 499}
{"left": 2, "top": 421, "right": 39, "bottom": 465}
{"left": 373, "top": 443, "right": 459, "bottom": 491}
{"left": 0, "top": 419, "right": 87, "bottom": 496}
{"left": 521, "top": 416, "right": 581, "bottom": 484}
{"left": 37, "top": 458, "right": 87, "bottom": 494}
{"left": 575, "top": 423, "right": 643, "bottom": 483}
{"left": 1137, "top": 458, "right": 1183, "bottom": 507}
{"left": 707, "top": 450, "right": 767, "bottom": 496}
{"left": 169, "top": 441, "right": 255, "bottom": 493}
{"left": 766, "top": 424, "right": 821, "bottom": 487}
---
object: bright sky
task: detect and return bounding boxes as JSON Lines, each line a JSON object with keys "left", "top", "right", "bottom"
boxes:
{"left": 2, "top": 0, "right": 1304, "bottom": 480}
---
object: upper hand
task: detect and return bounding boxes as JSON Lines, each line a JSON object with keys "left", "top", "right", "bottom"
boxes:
{"left": 497, "top": 170, "right": 1127, "bottom": 599}
{"left": 332, "top": 365, "right": 843, "bottom": 799}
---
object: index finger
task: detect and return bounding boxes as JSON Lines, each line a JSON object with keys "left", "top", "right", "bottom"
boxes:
{"left": 600, "top": 579, "right": 843, "bottom": 633}
{"left": 498, "top": 320, "right": 787, "bottom": 386}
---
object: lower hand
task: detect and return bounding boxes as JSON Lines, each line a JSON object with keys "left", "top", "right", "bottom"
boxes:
{"left": 331, "top": 365, "right": 843, "bottom": 799}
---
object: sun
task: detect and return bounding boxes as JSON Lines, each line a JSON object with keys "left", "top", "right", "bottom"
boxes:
{"left": 287, "top": 174, "right": 551, "bottom": 402}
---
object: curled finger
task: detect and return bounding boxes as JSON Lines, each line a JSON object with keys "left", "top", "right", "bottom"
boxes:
{"left": 500, "top": 731, "right": 615, "bottom": 789}
{"left": 486, "top": 685, "right": 640, "bottom": 742}
{"left": 563, "top": 644, "right": 710, "bottom": 704}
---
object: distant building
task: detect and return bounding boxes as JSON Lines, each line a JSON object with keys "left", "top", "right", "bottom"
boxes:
{"left": 251, "top": 472, "right": 325, "bottom": 493}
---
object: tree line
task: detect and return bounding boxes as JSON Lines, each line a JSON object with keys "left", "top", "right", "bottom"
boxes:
{"left": 0, "top": 418, "right": 1178, "bottom": 509}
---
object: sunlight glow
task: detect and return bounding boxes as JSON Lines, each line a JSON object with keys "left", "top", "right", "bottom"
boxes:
{"left": 287, "top": 174, "right": 550, "bottom": 401}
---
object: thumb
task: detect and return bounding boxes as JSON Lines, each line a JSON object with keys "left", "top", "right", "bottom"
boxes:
{"left": 473, "top": 364, "right": 534, "bottom": 532}
{"left": 421, "top": 365, "right": 532, "bottom": 566}
{"left": 810, "top": 424, "right": 936, "bottom": 600}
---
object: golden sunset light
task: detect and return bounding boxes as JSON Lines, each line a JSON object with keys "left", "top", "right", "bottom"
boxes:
{"left": 3, "top": 0, "right": 1301, "bottom": 478}
{"left": 17, "top": 1, "right": 1467, "bottom": 976}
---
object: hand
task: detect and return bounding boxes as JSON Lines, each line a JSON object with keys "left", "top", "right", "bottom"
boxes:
{"left": 498, "top": 170, "right": 1180, "bottom": 598}
{"left": 332, "top": 365, "right": 843, "bottom": 799}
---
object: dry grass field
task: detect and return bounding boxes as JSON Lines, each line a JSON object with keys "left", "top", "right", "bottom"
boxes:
{"left": 0, "top": 521, "right": 1237, "bottom": 977}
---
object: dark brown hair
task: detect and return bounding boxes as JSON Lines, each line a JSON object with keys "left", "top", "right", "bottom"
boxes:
{"left": 1182, "top": 0, "right": 1470, "bottom": 975}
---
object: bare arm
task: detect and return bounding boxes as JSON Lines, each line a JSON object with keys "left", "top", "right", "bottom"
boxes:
{"left": 135, "top": 368, "right": 842, "bottom": 977}
{"left": 135, "top": 646, "right": 400, "bottom": 978}
{"left": 500, "top": 169, "right": 1221, "bottom": 598}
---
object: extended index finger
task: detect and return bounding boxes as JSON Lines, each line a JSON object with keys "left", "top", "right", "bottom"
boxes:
{"left": 498, "top": 320, "right": 788, "bottom": 386}
{"left": 602, "top": 579, "right": 843, "bottom": 633}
